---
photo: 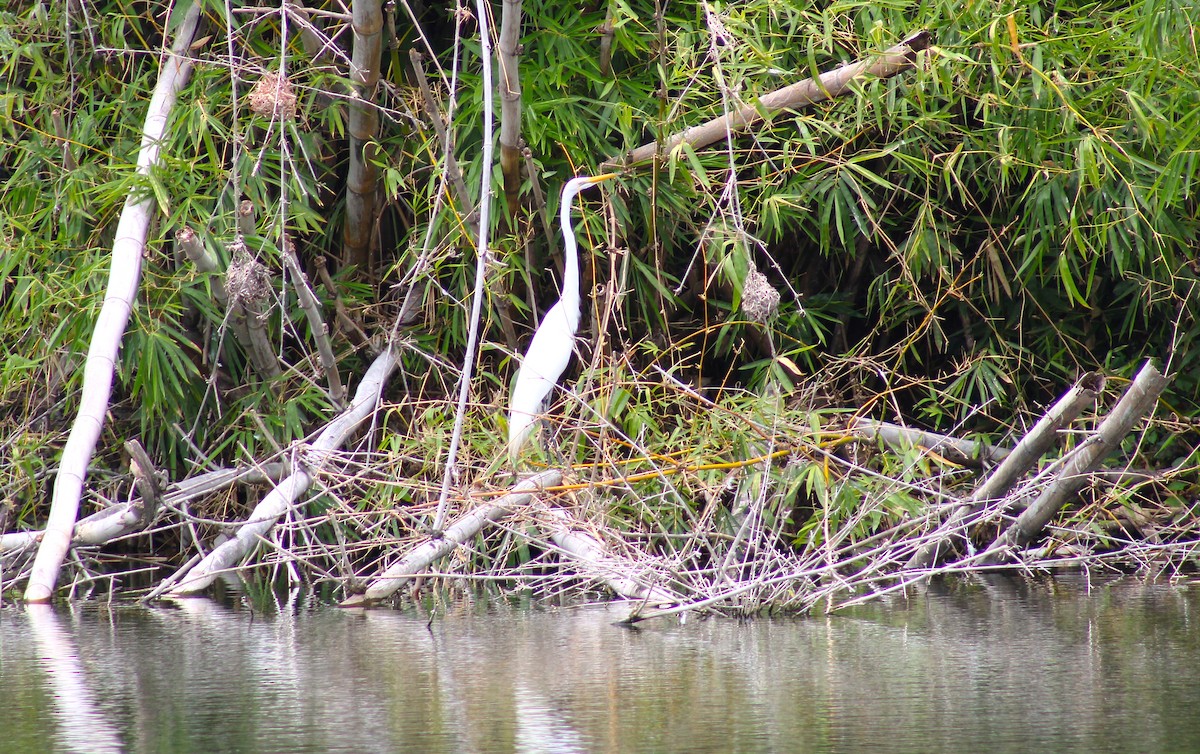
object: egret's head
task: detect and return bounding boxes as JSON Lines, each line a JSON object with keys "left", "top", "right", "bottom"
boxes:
{"left": 561, "top": 172, "right": 619, "bottom": 206}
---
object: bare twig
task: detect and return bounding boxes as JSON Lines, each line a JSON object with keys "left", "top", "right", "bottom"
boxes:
{"left": 409, "top": 50, "right": 473, "bottom": 219}
{"left": 430, "top": 0, "right": 497, "bottom": 534}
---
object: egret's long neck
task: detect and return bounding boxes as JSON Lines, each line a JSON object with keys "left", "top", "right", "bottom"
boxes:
{"left": 559, "top": 193, "right": 581, "bottom": 312}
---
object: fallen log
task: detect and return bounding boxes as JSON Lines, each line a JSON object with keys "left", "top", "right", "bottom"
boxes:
{"left": 540, "top": 507, "right": 680, "bottom": 606}
{"left": 0, "top": 465, "right": 288, "bottom": 555}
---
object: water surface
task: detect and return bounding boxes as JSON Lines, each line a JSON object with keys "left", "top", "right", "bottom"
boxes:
{"left": 3, "top": 576, "right": 1199, "bottom": 753}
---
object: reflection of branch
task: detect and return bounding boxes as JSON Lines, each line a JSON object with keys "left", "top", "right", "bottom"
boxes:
{"left": 27, "top": 606, "right": 125, "bottom": 753}
{"left": 498, "top": 0, "right": 524, "bottom": 220}
{"left": 605, "top": 30, "right": 933, "bottom": 168}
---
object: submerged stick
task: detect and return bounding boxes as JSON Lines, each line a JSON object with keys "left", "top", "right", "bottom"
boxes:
{"left": 24, "top": 2, "right": 203, "bottom": 603}
{"left": 340, "top": 470, "right": 562, "bottom": 607}
{"left": 166, "top": 348, "right": 398, "bottom": 596}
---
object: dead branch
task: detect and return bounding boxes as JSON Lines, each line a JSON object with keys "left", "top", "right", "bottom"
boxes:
{"left": 849, "top": 417, "right": 1010, "bottom": 465}
{"left": 410, "top": 51, "right": 473, "bottom": 220}
{"left": 0, "top": 463, "right": 287, "bottom": 554}
{"left": 339, "top": 470, "right": 563, "bottom": 607}
{"left": 282, "top": 238, "right": 346, "bottom": 406}
{"left": 605, "top": 30, "right": 933, "bottom": 168}
{"left": 166, "top": 347, "right": 399, "bottom": 596}
{"left": 409, "top": 50, "right": 519, "bottom": 350}
{"left": 124, "top": 439, "right": 163, "bottom": 526}
{"left": 979, "top": 361, "right": 1169, "bottom": 563}
{"left": 227, "top": 243, "right": 283, "bottom": 378}
{"left": 905, "top": 371, "right": 1105, "bottom": 568}
{"left": 176, "top": 226, "right": 275, "bottom": 377}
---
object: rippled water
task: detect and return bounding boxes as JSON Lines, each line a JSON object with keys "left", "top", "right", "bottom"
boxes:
{"left": 4, "top": 576, "right": 1200, "bottom": 753}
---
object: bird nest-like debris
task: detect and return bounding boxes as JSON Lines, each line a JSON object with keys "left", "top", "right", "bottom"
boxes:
{"left": 248, "top": 73, "right": 297, "bottom": 121}
{"left": 226, "top": 244, "right": 273, "bottom": 307}
{"left": 741, "top": 267, "right": 780, "bottom": 323}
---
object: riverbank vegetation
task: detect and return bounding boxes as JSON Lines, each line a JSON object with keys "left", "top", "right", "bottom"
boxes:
{"left": 2, "top": 0, "right": 1198, "bottom": 615}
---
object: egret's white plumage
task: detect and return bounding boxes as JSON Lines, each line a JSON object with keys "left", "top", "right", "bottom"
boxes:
{"left": 507, "top": 173, "right": 617, "bottom": 465}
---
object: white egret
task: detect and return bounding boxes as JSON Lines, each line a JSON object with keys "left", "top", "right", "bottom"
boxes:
{"left": 507, "top": 173, "right": 618, "bottom": 465}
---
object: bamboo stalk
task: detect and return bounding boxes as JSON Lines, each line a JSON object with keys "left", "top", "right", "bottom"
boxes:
{"left": 498, "top": 0, "right": 524, "bottom": 220}
{"left": 24, "top": 2, "right": 203, "bottom": 603}
{"left": 343, "top": 0, "right": 383, "bottom": 270}
{"left": 980, "top": 361, "right": 1169, "bottom": 563}
{"left": 605, "top": 30, "right": 932, "bottom": 169}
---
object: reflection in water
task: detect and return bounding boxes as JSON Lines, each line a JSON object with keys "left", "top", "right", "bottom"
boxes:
{"left": 1, "top": 576, "right": 1200, "bottom": 753}
{"left": 26, "top": 605, "right": 124, "bottom": 754}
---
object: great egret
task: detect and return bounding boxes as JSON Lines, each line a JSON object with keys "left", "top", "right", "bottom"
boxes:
{"left": 507, "top": 173, "right": 618, "bottom": 465}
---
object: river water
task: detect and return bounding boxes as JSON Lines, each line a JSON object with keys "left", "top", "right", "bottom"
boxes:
{"left": 3, "top": 575, "right": 1200, "bottom": 753}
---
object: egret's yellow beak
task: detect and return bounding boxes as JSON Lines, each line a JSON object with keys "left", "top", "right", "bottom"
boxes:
{"left": 588, "top": 172, "right": 620, "bottom": 184}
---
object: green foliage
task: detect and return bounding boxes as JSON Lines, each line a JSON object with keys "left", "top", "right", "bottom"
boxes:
{"left": 2, "top": 0, "right": 1198, "bottom": 579}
